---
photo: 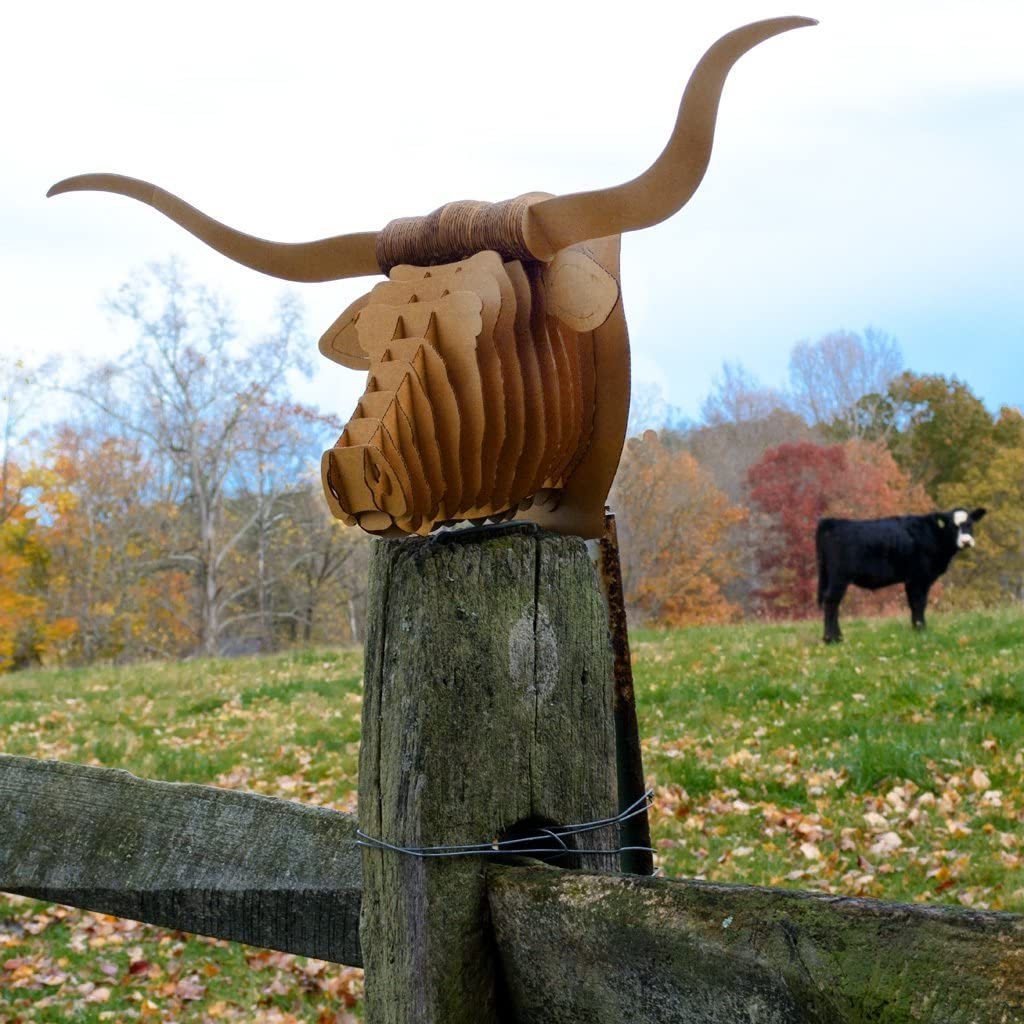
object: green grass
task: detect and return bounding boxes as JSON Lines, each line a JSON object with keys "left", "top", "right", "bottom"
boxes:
{"left": 2, "top": 606, "right": 1022, "bottom": 1020}
{"left": 635, "top": 607, "right": 1024, "bottom": 909}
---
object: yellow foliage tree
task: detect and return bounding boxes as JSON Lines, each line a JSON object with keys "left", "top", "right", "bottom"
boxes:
{"left": 0, "top": 459, "right": 71, "bottom": 670}
{"left": 0, "top": 531, "right": 45, "bottom": 671}
{"left": 612, "top": 431, "right": 747, "bottom": 626}
{"left": 938, "top": 435, "right": 1024, "bottom": 608}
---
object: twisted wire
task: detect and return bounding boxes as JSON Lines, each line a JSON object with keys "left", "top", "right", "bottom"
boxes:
{"left": 355, "top": 789, "right": 654, "bottom": 859}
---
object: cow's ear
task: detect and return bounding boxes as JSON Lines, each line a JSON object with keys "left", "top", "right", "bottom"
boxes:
{"left": 935, "top": 515, "right": 946, "bottom": 530}
{"left": 971, "top": 507, "right": 987, "bottom": 522}
{"left": 542, "top": 247, "right": 619, "bottom": 332}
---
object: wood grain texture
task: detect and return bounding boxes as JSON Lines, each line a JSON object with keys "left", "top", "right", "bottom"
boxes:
{"left": 0, "top": 755, "right": 362, "bottom": 966}
{"left": 5, "top": 754, "right": 1021, "bottom": 1021}
{"left": 358, "top": 523, "right": 617, "bottom": 1024}
{"left": 488, "top": 865, "right": 1024, "bottom": 1024}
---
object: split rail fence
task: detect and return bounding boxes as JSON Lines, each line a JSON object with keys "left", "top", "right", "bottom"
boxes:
{"left": 2, "top": 525, "right": 1022, "bottom": 1022}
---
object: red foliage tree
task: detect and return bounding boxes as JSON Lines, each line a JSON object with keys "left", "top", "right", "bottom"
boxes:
{"left": 747, "top": 440, "right": 929, "bottom": 619}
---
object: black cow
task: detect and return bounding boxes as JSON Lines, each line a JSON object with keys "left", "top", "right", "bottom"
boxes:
{"left": 815, "top": 507, "right": 987, "bottom": 643}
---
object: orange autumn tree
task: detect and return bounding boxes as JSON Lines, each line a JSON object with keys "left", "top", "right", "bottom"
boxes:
{"left": 747, "top": 439, "right": 929, "bottom": 619}
{"left": 612, "top": 431, "right": 747, "bottom": 626}
{"left": 0, "top": 352, "right": 79, "bottom": 669}
{"left": 39, "top": 426, "right": 195, "bottom": 663}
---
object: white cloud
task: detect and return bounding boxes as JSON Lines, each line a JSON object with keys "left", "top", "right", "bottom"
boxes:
{"left": 3, "top": 1, "right": 1021, "bottom": 418}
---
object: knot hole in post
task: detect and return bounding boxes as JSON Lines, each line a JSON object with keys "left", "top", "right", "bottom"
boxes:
{"left": 494, "top": 816, "right": 581, "bottom": 869}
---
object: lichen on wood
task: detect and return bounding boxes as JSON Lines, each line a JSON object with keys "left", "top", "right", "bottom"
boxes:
{"left": 488, "top": 864, "right": 1024, "bottom": 1024}
{"left": 0, "top": 755, "right": 363, "bottom": 965}
{"left": 357, "top": 523, "right": 618, "bottom": 1024}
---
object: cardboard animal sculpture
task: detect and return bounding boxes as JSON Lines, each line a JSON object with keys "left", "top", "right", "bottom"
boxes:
{"left": 48, "top": 17, "right": 813, "bottom": 540}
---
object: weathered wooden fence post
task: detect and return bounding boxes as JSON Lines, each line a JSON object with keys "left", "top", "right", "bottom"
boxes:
{"left": 358, "top": 523, "right": 619, "bottom": 1024}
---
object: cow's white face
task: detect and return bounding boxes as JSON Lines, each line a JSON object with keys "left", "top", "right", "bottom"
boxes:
{"left": 950, "top": 507, "right": 987, "bottom": 549}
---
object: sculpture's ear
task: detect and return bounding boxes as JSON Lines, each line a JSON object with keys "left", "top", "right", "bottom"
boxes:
{"left": 319, "top": 293, "right": 372, "bottom": 370}
{"left": 542, "top": 246, "right": 620, "bottom": 333}
{"left": 971, "top": 507, "right": 987, "bottom": 522}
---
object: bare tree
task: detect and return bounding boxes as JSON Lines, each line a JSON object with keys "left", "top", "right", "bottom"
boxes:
{"left": 0, "top": 353, "right": 55, "bottom": 525}
{"left": 67, "top": 259, "right": 316, "bottom": 655}
{"left": 627, "top": 381, "right": 689, "bottom": 437}
{"left": 214, "top": 404, "right": 334, "bottom": 652}
{"left": 700, "top": 361, "right": 787, "bottom": 427}
{"left": 684, "top": 410, "right": 817, "bottom": 505}
{"left": 788, "top": 328, "right": 903, "bottom": 435}
{"left": 267, "top": 482, "right": 371, "bottom": 646}
{"left": 686, "top": 363, "right": 818, "bottom": 619}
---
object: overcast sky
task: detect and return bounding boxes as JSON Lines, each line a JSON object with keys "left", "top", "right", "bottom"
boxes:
{"left": 3, "top": 0, "right": 1022, "bottom": 425}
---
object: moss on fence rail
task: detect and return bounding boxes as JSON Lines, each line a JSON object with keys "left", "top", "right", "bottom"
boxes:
{"left": 490, "top": 865, "right": 1024, "bottom": 1023}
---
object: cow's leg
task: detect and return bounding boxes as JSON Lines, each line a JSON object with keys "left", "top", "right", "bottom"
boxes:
{"left": 905, "top": 581, "right": 929, "bottom": 630}
{"left": 822, "top": 582, "right": 847, "bottom": 643}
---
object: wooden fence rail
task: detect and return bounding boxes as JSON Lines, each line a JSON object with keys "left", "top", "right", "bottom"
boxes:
{"left": 3, "top": 754, "right": 1023, "bottom": 1021}
{"left": 489, "top": 864, "right": 1024, "bottom": 1023}
{"left": 0, "top": 754, "right": 362, "bottom": 966}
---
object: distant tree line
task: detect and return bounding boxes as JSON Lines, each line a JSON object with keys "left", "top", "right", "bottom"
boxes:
{"left": 0, "top": 261, "right": 369, "bottom": 671}
{"left": 614, "top": 330, "right": 1023, "bottom": 626}
{"left": 2, "top": 266, "right": 1020, "bottom": 669}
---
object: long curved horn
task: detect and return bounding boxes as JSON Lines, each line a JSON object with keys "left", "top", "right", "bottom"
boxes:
{"left": 46, "top": 174, "right": 381, "bottom": 282}
{"left": 524, "top": 16, "right": 816, "bottom": 259}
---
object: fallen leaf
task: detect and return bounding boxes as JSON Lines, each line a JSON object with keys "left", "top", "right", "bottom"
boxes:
{"left": 870, "top": 832, "right": 902, "bottom": 856}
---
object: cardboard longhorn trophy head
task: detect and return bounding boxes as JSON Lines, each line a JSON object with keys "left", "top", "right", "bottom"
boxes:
{"left": 49, "top": 17, "right": 814, "bottom": 540}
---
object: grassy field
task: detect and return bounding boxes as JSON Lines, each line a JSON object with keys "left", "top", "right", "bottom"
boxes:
{"left": 2, "top": 606, "right": 1022, "bottom": 1021}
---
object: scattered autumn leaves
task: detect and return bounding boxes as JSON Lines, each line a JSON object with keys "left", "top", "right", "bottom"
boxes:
{"left": 1, "top": 904, "right": 361, "bottom": 1022}
{"left": 640, "top": 607, "right": 1024, "bottom": 911}
{"left": 649, "top": 769, "right": 1022, "bottom": 907}
{"left": 2, "top": 650, "right": 365, "bottom": 1022}
{"left": 2, "top": 606, "right": 1022, "bottom": 1020}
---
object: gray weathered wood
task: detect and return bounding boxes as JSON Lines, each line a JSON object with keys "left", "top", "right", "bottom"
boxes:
{"left": 0, "top": 754, "right": 362, "bottom": 966}
{"left": 6, "top": 753, "right": 1023, "bottom": 1021}
{"left": 488, "top": 864, "right": 1024, "bottom": 1024}
{"left": 358, "top": 523, "right": 618, "bottom": 1024}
